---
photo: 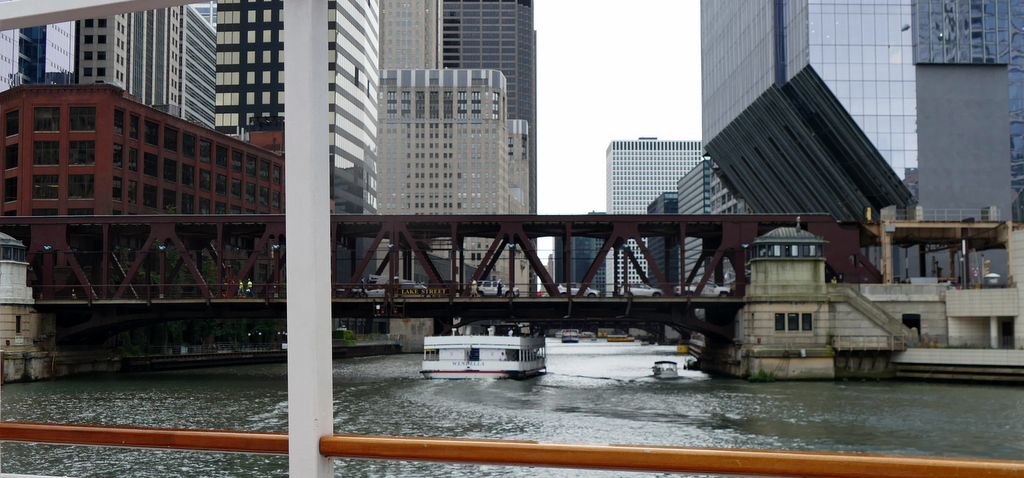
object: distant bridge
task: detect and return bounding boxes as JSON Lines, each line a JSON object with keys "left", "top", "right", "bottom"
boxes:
{"left": 4, "top": 213, "right": 879, "bottom": 343}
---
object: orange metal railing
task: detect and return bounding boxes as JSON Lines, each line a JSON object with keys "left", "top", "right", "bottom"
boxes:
{"left": 1, "top": 422, "right": 1023, "bottom": 477}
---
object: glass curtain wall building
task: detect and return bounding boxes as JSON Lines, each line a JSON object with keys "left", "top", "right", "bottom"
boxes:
{"left": 216, "top": 0, "right": 380, "bottom": 214}
{"left": 441, "top": 0, "right": 537, "bottom": 213}
{"left": 702, "top": 0, "right": 1021, "bottom": 222}
{"left": 0, "top": 0, "right": 75, "bottom": 93}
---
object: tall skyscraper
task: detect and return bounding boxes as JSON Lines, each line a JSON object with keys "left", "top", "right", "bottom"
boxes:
{"left": 379, "top": 0, "right": 441, "bottom": 69}
{"left": 701, "top": 0, "right": 1018, "bottom": 221}
{"left": 191, "top": 1, "right": 218, "bottom": 28}
{"left": 606, "top": 138, "right": 702, "bottom": 285}
{"left": 441, "top": 0, "right": 537, "bottom": 213}
{"left": 216, "top": 0, "right": 379, "bottom": 214}
{"left": 0, "top": 1, "right": 75, "bottom": 93}
{"left": 75, "top": 6, "right": 217, "bottom": 129}
{"left": 377, "top": 69, "right": 516, "bottom": 215}
{"left": 606, "top": 138, "right": 702, "bottom": 215}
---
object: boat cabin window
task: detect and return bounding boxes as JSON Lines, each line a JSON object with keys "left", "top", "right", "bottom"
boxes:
{"left": 423, "top": 349, "right": 438, "bottom": 361}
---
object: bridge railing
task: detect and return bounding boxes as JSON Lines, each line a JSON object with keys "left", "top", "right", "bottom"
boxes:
{"left": 0, "top": 421, "right": 1021, "bottom": 477}
{"left": 33, "top": 283, "right": 288, "bottom": 301}
{"left": 831, "top": 335, "right": 906, "bottom": 351}
{"left": 911, "top": 334, "right": 1023, "bottom": 349}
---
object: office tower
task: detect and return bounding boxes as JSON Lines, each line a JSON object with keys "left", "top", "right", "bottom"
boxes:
{"left": 379, "top": 0, "right": 441, "bottom": 69}
{"left": 606, "top": 138, "right": 702, "bottom": 215}
{"left": 377, "top": 69, "right": 512, "bottom": 215}
{"left": 606, "top": 138, "right": 702, "bottom": 285}
{"left": 506, "top": 118, "right": 529, "bottom": 214}
{"left": 216, "top": 0, "right": 379, "bottom": 214}
{"left": 0, "top": 3, "right": 75, "bottom": 92}
{"left": 441, "top": 0, "right": 537, "bottom": 213}
{"left": 647, "top": 192, "right": 679, "bottom": 285}
{"left": 0, "top": 84, "right": 285, "bottom": 216}
{"left": 191, "top": 1, "right": 218, "bottom": 28}
{"left": 76, "top": 6, "right": 217, "bottom": 129}
{"left": 701, "top": 0, "right": 1016, "bottom": 221}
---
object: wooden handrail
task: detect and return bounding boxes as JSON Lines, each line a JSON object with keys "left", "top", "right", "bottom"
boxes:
{"left": 319, "top": 434, "right": 1024, "bottom": 477}
{"left": 0, "top": 422, "right": 287, "bottom": 455}
{"left": 2, "top": 422, "right": 1023, "bottom": 477}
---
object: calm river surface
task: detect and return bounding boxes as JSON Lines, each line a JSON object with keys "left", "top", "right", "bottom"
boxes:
{"left": 1, "top": 340, "right": 1023, "bottom": 477}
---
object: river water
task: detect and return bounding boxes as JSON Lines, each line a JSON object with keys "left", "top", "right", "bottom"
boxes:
{"left": 1, "top": 340, "right": 1023, "bottom": 477}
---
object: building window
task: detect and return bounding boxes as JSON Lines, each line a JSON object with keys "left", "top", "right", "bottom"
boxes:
{"left": 231, "top": 178, "right": 241, "bottom": 198}
{"left": 68, "top": 174, "right": 94, "bottom": 199}
{"left": 775, "top": 313, "right": 785, "bottom": 331}
{"left": 127, "top": 180, "right": 137, "bottom": 204}
{"left": 5, "top": 144, "right": 17, "bottom": 169}
{"left": 4, "top": 177, "right": 16, "bottom": 202}
{"left": 231, "top": 151, "right": 242, "bottom": 172}
{"left": 33, "top": 141, "right": 59, "bottom": 165}
{"left": 162, "top": 188, "right": 176, "bottom": 211}
{"left": 272, "top": 164, "right": 281, "bottom": 185}
{"left": 246, "top": 155, "right": 256, "bottom": 176}
{"left": 181, "top": 193, "right": 194, "bottom": 214}
{"left": 215, "top": 145, "right": 227, "bottom": 167}
{"left": 112, "top": 176, "right": 122, "bottom": 202}
{"left": 259, "top": 160, "right": 270, "bottom": 181}
{"left": 245, "top": 182, "right": 255, "bottom": 202}
{"left": 259, "top": 186, "right": 269, "bottom": 206}
{"left": 112, "top": 143, "right": 123, "bottom": 168}
{"left": 181, "top": 164, "right": 195, "bottom": 187}
{"left": 144, "top": 121, "right": 159, "bottom": 145}
{"left": 199, "top": 198, "right": 211, "bottom": 214}
{"left": 68, "top": 208, "right": 94, "bottom": 215}
{"left": 33, "top": 107, "right": 60, "bottom": 132}
{"left": 113, "top": 110, "right": 124, "bottom": 136}
{"left": 142, "top": 184, "right": 157, "bottom": 208}
{"left": 802, "top": 313, "right": 813, "bottom": 331}
{"left": 215, "top": 201, "right": 226, "bottom": 214}
{"left": 6, "top": 110, "right": 18, "bottom": 136}
{"left": 788, "top": 313, "right": 800, "bottom": 331}
{"left": 182, "top": 134, "right": 196, "bottom": 158}
{"left": 128, "top": 148, "right": 138, "bottom": 172}
{"left": 199, "top": 140, "right": 211, "bottom": 163}
{"left": 130, "top": 115, "right": 139, "bottom": 140}
{"left": 143, "top": 153, "right": 158, "bottom": 177}
{"left": 163, "top": 127, "right": 178, "bottom": 152}
{"left": 215, "top": 173, "right": 226, "bottom": 195}
{"left": 32, "top": 208, "right": 58, "bottom": 215}
{"left": 199, "top": 169, "right": 211, "bottom": 191}
{"left": 69, "top": 107, "right": 96, "bottom": 131}
{"left": 69, "top": 141, "right": 96, "bottom": 165}
{"left": 32, "top": 175, "right": 59, "bottom": 199}
{"left": 272, "top": 190, "right": 280, "bottom": 209}
{"left": 163, "top": 158, "right": 177, "bottom": 182}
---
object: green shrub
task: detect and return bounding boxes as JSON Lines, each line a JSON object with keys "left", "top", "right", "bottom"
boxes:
{"left": 748, "top": 369, "right": 776, "bottom": 383}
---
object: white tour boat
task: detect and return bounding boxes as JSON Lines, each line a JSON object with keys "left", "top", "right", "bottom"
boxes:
{"left": 421, "top": 331, "right": 546, "bottom": 379}
{"left": 652, "top": 360, "right": 678, "bottom": 379}
{"left": 560, "top": 329, "right": 580, "bottom": 343}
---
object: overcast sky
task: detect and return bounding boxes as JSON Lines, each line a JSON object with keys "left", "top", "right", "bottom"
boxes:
{"left": 533, "top": 0, "right": 703, "bottom": 215}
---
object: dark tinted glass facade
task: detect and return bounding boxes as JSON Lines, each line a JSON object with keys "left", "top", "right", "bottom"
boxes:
{"left": 442, "top": 0, "right": 536, "bottom": 213}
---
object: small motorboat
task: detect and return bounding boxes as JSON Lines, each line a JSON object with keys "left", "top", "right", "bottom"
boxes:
{"left": 652, "top": 360, "right": 678, "bottom": 379}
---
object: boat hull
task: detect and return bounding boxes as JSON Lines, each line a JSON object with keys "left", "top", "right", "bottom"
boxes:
{"left": 420, "top": 368, "right": 545, "bottom": 380}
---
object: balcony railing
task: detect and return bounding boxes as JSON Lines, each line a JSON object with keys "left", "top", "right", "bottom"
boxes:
{"left": 911, "top": 334, "right": 1023, "bottom": 349}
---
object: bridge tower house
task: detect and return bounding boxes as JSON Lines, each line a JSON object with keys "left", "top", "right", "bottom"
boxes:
{"left": 0, "top": 232, "right": 58, "bottom": 381}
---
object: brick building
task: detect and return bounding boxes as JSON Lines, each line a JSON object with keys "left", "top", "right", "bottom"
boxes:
{"left": 0, "top": 84, "right": 284, "bottom": 216}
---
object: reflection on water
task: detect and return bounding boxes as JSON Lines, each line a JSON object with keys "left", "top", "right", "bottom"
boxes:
{"left": 2, "top": 339, "right": 1023, "bottom": 477}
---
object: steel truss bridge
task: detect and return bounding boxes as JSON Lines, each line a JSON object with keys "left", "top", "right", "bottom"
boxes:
{"left": 3, "top": 213, "right": 877, "bottom": 343}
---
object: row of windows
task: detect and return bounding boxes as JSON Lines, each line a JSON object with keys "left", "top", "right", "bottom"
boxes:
{"left": 775, "top": 313, "right": 814, "bottom": 332}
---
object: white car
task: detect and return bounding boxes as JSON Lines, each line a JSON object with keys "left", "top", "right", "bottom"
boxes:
{"left": 675, "top": 283, "right": 732, "bottom": 296}
{"left": 477, "top": 280, "right": 520, "bottom": 297}
{"left": 352, "top": 280, "right": 427, "bottom": 297}
{"left": 557, "top": 284, "right": 600, "bottom": 297}
{"left": 618, "top": 284, "right": 664, "bottom": 297}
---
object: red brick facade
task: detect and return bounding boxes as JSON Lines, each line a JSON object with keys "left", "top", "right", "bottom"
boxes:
{"left": 1, "top": 85, "right": 285, "bottom": 216}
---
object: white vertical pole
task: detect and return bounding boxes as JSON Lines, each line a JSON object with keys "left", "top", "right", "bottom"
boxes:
{"left": 284, "top": 0, "right": 333, "bottom": 476}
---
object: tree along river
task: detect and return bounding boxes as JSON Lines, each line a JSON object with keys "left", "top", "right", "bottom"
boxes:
{"left": 1, "top": 340, "right": 1023, "bottom": 477}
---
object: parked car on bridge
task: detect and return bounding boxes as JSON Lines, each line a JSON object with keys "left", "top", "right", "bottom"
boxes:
{"left": 557, "top": 284, "right": 600, "bottom": 297}
{"left": 675, "top": 283, "right": 732, "bottom": 296}
{"left": 477, "top": 280, "right": 520, "bottom": 297}
{"left": 617, "top": 284, "right": 665, "bottom": 297}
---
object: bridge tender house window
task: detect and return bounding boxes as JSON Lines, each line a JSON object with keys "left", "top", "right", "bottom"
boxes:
{"left": 775, "top": 313, "right": 813, "bottom": 331}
